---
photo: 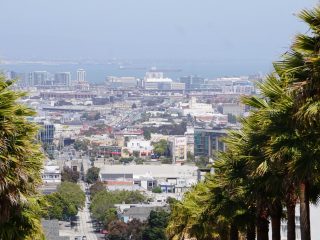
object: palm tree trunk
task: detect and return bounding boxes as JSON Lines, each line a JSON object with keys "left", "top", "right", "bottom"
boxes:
{"left": 246, "top": 221, "right": 256, "bottom": 240}
{"left": 270, "top": 201, "right": 282, "bottom": 240}
{"left": 218, "top": 224, "right": 229, "bottom": 240}
{"left": 230, "top": 223, "right": 239, "bottom": 240}
{"left": 299, "top": 180, "right": 311, "bottom": 240}
{"left": 271, "top": 216, "right": 281, "bottom": 240}
{"left": 286, "top": 195, "right": 296, "bottom": 240}
{"left": 257, "top": 214, "right": 269, "bottom": 240}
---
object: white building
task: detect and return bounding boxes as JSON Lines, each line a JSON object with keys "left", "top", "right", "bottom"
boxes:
{"left": 207, "top": 76, "right": 255, "bottom": 94}
{"left": 169, "top": 136, "right": 187, "bottom": 163}
{"left": 180, "top": 97, "right": 213, "bottom": 116}
{"left": 171, "top": 82, "right": 185, "bottom": 90}
{"left": 222, "top": 103, "right": 245, "bottom": 116}
{"left": 99, "top": 164, "right": 198, "bottom": 181}
{"left": 107, "top": 76, "right": 138, "bottom": 89}
{"left": 127, "top": 139, "right": 153, "bottom": 157}
{"left": 41, "top": 165, "right": 61, "bottom": 183}
{"left": 98, "top": 164, "right": 198, "bottom": 197}
{"left": 76, "top": 69, "right": 86, "bottom": 82}
{"left": 184, "top": 127, "right": 194, "bottom": 155}
{"left": 179, "top": 97, "right": 219, "bottom": 122}
{"left": 143, "top": 69, "right": 184, "bottom": 90}
{"left": 144, "top": 78, "right": 173, "bottom": 90}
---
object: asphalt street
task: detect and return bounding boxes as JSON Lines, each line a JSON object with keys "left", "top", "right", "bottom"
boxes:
{"left": 76, "top": 182, "right": 97, "bottom": 240}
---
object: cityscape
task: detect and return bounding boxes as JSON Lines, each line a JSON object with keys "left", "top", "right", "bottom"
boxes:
{"left": 1, "top": 1, "right": 320, "bottom": 240}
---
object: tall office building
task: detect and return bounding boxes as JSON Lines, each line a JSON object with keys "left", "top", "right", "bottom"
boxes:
{"left": 194, "top": 128, "right": 227, "bottom": 158}
{"left": 54, "top": 72, "right": 71, "bottom": 86}
{"left": 30, "top": 71, "right": 49, "bottom": 86}
{"left": 6, "top": 71, "right": 29, "bottom": 87}
{"left": 77, "top": 69, "right": 86, "bottom": 82}
{"left": 180, "top": 75, "right": 205, "bottom": 90}
{"left": 37, "top": 121, "right": 55, "bottom": 154}
{"left": 38, "top": 122, "right": 55, "bottom": 145}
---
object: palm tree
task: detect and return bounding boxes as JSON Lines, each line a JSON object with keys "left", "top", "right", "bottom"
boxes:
{"left": 273, "top": 6, "right": 320, "bottom": 240}
{"left": 167, "top": 182, "right": 221, "bottom": 240}
{"left": 241, "top": 72, "right": 305, "bottom": 240}
{"left": 0, "top": 75, "right": 44, "bottom": 239}
{"left": 167, "top": 72, "right": 301, "bottom": 240}
{"left": 166, "top": 6, "right": 320, "bottom": 240}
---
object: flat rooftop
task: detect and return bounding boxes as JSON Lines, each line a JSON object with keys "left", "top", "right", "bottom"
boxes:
{"left": 99, "top": 164, "right": 198, "bottom": 179}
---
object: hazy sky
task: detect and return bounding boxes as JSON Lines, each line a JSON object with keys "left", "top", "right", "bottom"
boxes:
{"left": 0, "top": 0, "right": 318, "bottom": 62}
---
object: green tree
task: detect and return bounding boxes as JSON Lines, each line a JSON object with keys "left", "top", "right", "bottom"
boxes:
{"left": 105, "top": 219, "right": 147, "bottom": 240}
{"left": 104, "top": 208, "right": 118, "bottom": 226}
{"left": 135, "top": 158, "right": 145, "bottom": 165}
{"left": 152, "top": 139, "right": 169, "bottom": 157}
{"left": 152, "top": 186, "right": 162, "bottom": 193}
{"left": 272, "top": 6, "right": 320, "bottom": 240}
{"left": 196, "top": 156, "right": 209, "bottom": 168}
{"left": 91, "top": 191, "right": 115, "bottom": 222}
{"left": 90, "top": 181, "right": 106, "bottom": 198}
{"left": 122, "top": 148, "right": 130, "bottom": 156}
{"left": 73, "top": 139, "right": 89, "bottom": 151}
{"left": 239, "top": 73, "right": 301, "bottom": 240}
{"left": 142, "top": 210, "right": 169, "bottom": 240}
{"left": 57, "top": 182, "right": 85, "bottom": 212}
{"left": 160, "top": 157, "right": 172, "bottom": 164}
{"left": 227, "top": 113, "right": 237, "bottom": 123}
{"left": 186, "top": 151, "right": 194, "bottom": 162}
{"left": 119, "top": 157, "right": 134, "bottom": 164}
{"left": 133, "top": 151, "right": 140, "bottom": 158}
{"left": 165, "top": 5, "right": 320, "bottom": 240}
{"left": 86, "top": 166, "right": 100, "bottom": 184}
{"left": 127, "top": 219, "right": 146, "bottom": 240}
{"left": 107, "top": 220, "right": 129, "bottom": 240}
{"left": 61, "top": 166, "right": 80, "bottom": 183}
{"left": 90, "top": 190, "right": 146, "bottom": 226}
{"left": 167, "top": 183, "right": 226, "bottom": 240}
{"left": 143, "top": 129, "right": 151, "bottom": 140}
{"left": 166, "top": 68, "right": 302, "bottom": 240}
{"left": 0, "top": 75, "right": 45, "bottom": 239}
{"left": 43, "top": 192, "right": 65, "bottom": 220}
{"left": 43, "top": 192, "right": 77, "bottom": 220}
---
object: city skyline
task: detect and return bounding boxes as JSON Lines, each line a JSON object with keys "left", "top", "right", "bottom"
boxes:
{"left": 2, "top": 2, "right": 320, "bottom": 239}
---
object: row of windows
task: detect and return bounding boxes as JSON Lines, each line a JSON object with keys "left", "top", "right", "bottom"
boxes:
{"left": 42, "top": 174, "right": 60, "bottom": 179}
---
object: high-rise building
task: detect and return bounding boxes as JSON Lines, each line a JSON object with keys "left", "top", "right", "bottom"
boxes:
{"left": 77, "top": 69, "right": 86, "bottom": 82}
{"left": 180, "top": 76, "right": 205, "bottom": 90}
{"left": 6, "top": 71, "right": 29, "bottom": 87}
{"left": 54, "top": 72, "right": 71, "bottom": 86}
{"left": 194, "top": 128, "right": 227, "bottom": 158}
{"left": 6, "top": 71, "right": 19, "bottom": 80}
{"left": 30, "top": 71, "right": 49, "bottom": 86}
{"left": 38, "top": 121, "right": 55, "bottom": 145}
{"left": 169, "top": 136, "right": 187, "bottom": 163}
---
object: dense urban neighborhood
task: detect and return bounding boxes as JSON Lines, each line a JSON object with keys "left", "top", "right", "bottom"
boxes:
{"left": 5, "top": 67, "right": 255, "bottom": 239}
{"left": 2, "top": 1, "right": 320, "bottom": 240}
